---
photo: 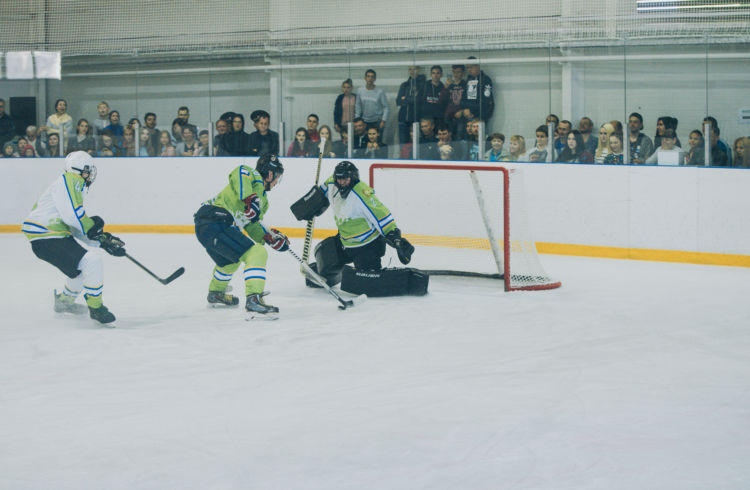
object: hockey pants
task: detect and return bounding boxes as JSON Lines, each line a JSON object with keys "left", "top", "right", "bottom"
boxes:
{"left": 313, "top": 234, "right": 386, "bottom": 286}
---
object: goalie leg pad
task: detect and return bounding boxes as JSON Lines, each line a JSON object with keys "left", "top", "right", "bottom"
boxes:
{"left": 313, "top": 235, "right": 348, "bottom": 286}
{"left": 341, "top": 266, "right": 429, "bottom": 297}
{"left": 31, "top": 236, "right": 87, "bottom": 278}
{"left": 291, "top": 185, "right": 330, "bottom": 221}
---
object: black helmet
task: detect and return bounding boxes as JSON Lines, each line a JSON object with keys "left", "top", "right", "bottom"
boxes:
{"left": 256, "top": 153, "right": 284, "bottom": 180}
{"left": 334, "top": 161, "right": 359, "bottom": 197}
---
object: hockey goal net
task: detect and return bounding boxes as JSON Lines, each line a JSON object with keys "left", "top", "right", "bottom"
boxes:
{"left": 369, "top": 163, "right": 561, "bottom": 291}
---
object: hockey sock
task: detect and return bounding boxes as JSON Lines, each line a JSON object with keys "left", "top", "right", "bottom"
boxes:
{"left": 77, "top": 251, "right": 104, "bottom": 309}
{"left": 240, "top": 244, "right": 268, "bottom": 296}
{"left": 209, "top": 263, "right": 239, "bottom": 292}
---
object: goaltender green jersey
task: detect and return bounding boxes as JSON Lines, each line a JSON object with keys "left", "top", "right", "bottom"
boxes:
{"left": 203, "top": 164, "right": 269, "bottom": 243}
{"left": 22, "top": 171, "right": 98, "bottom": 242}
{"left": 320, "top": 176, "right": 398, "bottom": 248}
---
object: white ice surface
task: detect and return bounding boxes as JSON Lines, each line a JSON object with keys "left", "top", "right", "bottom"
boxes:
{"left": 1, "top": 233, "right": 750, "bottom": 490}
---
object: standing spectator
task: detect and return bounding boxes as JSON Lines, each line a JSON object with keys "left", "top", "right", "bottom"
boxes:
{"left": 627, "top": 112, "right": 654, "bottom": 164}
{"left": 419, "top": 65, "right": 446, "bottom": 126}
{"left": 45, "top": 99, "right": 74, "bottom": 147}
{"left": 460, "top": 57, "right": 495, "bottom": 138}
{"left": 177, "top": 106, "right": 198, "bottom": 137}
{"left": 603, "top": 132, "right": 625, "bottom": 164}
{"left": 553, "top": 120, "right": 571, "bottom": 160}
{"left": 485, "top": 133, "right": 508, "bottom": 162}
{"left": 351, "top": 117, "right": 368, "bottom": 150}
{"left": 355, "top": 69, "right": 389, "bottom": 133}
{"left": 356, "top": 126, "right": 387, "bottom": 159}
{"left": 247, "top": 110, "right": 279, "bottom": 157}
{"left": 318, "top": 125, "right": 335, "bottom": 157}
{"left": 527, "top": 125, "right": 550, "bottom": 163}
{"left": 417, "top": 117, "right": 439, "bottom": 160}
{"left": 333, "top": 79, "right": 356, "bottom": 135}
{"left": 214, "top": 118, "right": 230, "bottom": 155}
{"left": 93, "top": 101, "right": 110, "bottom": 135}
{"left": 66, "top": 119, "right": 96, "bottom": 155}
{"left": 25, "top": 125, "right": 47, "bottom": 157}
{"left": 703, "top": 116, "right": 732, "bottom": 165}
{"left": 332, "top": 128, "right": 349, "bottom": 158}
{"left": 47, "top": 134, "right": 62, "bottom": 158}
{"left": 503, "top": 135, "right": 526, "bottom": 162}
{"left": 578, "top": 117, "right": 598, "bottom": 155}
{"left": 595, "top": 123, "right": 615, "bottom": 163}
{"left": 176, "top": 126, "right": 199, "bottom": 157}
{"left": 306, "top": 114, "right": 320, "bottom": 143}
{"left": 440, "top": 64, "right": 466, "bottom": 138}
{"left": 158, "top": 130, "right": 176, "bottom": 156}
{"left": 287, "top": 128, "right": 314, "bottom": 157}
{"left": 684, "top": 129, "right": 705, "bottom": 166}
{"left": 396, "top": 66, "right": 425, "bottom": 145}
{"left": 0, "top": 98, "right": 16, "bottom": 148}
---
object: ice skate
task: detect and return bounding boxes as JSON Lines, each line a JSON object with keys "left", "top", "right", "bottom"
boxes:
{"left": 207, "top": 290, "right": 239, "bottom": 307}
{"left": 53, "top": 290, "right": 87, "bottom": 315}
{"left": 245, "top": 293, "right": 279, "bottom": 321}
{"left": 89, "top": 305, "right": 116, "bottom": 326}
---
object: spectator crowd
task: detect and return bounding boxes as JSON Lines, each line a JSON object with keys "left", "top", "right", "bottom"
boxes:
{"left": 1, "top": 56, "right": 748, "bottom": 167}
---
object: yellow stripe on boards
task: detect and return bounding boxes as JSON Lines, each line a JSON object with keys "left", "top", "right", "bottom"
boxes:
{"left": 2, "top": 224, "right": 748, "bottom": 268}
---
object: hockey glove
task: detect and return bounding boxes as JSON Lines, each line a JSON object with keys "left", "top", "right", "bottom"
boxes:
{"left": 243, "top": 193, "right": 261, "bottom": 223}
{"left": 86, "top": 215, "right": 105, "bottom": 240}
{"left": 98, "top": 232, "right": 127, "bottom": 257}
{"left": 264, "top": 228, "right": 290, "bottom": 252}
{"left": 385, "top": 229, "right": 415, "bottom": 265}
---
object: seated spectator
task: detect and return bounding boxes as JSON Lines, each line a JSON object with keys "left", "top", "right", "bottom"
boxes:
{"left": 733, "top": 136, "right": 750, "bottom": 168}
{"left": 684, "top": 130, "right": 705, "bottom": 166}
{"left": 139, "top": 127, "right": 156, "bottom": 156}
{"left": 287, "top": 127, "right": 314, "bottom": 157}
{"left": 93, "top": 101, "right": 110, "bottom": 135}
{"left": 417, "top": 116, "right": 440, "bottom": 160}
{"left": 171, "top": 118, "right": 185, "bottom": 145}
{"left": 332, "top": 128, "right": 350, "bottom": 158}
{"left": 45, "top": 98, "right": 73, "bottom": 146}
{"left": 595, "top": 123, "right": 615, "bottom": 163}
{"left": 2, "top": 141, "right": 17, "bottom": 157}
{"left": 609, "top": 120, "right": 623, "bottom": 135}
{"left": 645, "top": 128, "right": 682, "bottom": 165}
{"left": 357, "top": 126, "right": 387, "bottom": 159}
{"left": 578, "top": 117, "right": 598, "bottom": 155}
{"left": 436, "top": 122, "right": 466, "bottom": 161}
{"left": 465, "top": 118, "right": 481, "bottom": 161}
{"left": 704, "top": 116, "right": 732, "bottom": 165}
{"left": 213, "top": 118, "right": 230, "bottom": 155}
{"left": 158, "top": 130, "right": 176, "bottom": 156}
{"left": 333, "top": 79, "right": 356, "bottom": 135}
{"left": 176, "top": 125, "right": 199, "bottom": 156}
{"left": 25, "top": 125, "right": 47, "bottom": 157}
{"left": 66, "top": 118, "right": 96, "bottom": 155}
{"left": 502, "top": 135, "right": 526, "bottom": 162}
{"left": 351, "top": 117, "right": 368, "bottom": 150}
{"left": 559, "top": 130, "right": 594, "bottom": 163}
{"left": 121, "top": 124, "right": 137, "bottom": 156}
{"left": 654, "top": 116, "right": 681, "bottom": 148}
{"left": 247, "top": 110, "right": 279, "bottom": 157}
{"left": 221, "top": 114, "right": 250, "bottom": 156}
{"left": 439, "top": 144, "right": 456, "bottom": 160}
{"left": 176, "top": 106, "right": 198, "bottom": 137}
{"left": 46, "top": 133, "right": 62, "bottom": 157}
{"left": 97, "top": 130, "right": 118, "bottom": 157}
{"left": 546, "top": 114, "right": 559, "bottom": 129}
{"left": 705, "top": 125, "right": 729, "bottom": 166}
{"left": 0, "top": 98, "right": 16, "bottom": 149}
{"left": 143, "top": 112, "right": 159, "bottom": 151}
{"left": 399, "top": 125, "right": 414, "bottom": 160}
{"left": 318, "top": 125, "right": 335, "bottom": 157}
{"left": 306, "top": 114, "right": 320, "bottom": 143}
{"left": 627, "top": 112, "right": 654, "bottom": 164}
{"left": 485, "top": 133, "right": 508, "bottom": 162}
{"left": 603, "top": 132, "right": 624, "bottom": 164}
{"left": 195, "top": 130, "right": 210, "bottom": 156}
{"left": 527, "top": 125, "right": 550, "bottom": 163}
{"left": 21, "top": 144, "right": 35, "bottom": 158}
{"left": 553, "top": 120, "right": 571, "bottom": 159}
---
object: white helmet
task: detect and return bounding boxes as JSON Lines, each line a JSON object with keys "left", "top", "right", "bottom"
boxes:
{"left": 64, "top": 151, "right": 97, "bottom": 186}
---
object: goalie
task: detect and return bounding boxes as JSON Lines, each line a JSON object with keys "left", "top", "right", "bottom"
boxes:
{"left": 292, "top": 160, "right": 425, "bottom": 296}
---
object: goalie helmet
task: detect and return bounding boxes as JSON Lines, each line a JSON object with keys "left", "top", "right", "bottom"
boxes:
{"left": 333, "top": 160, "right": 359, "bottom": 198}
{"left": 64, "top": 151, "right": 97, "bottom": 186}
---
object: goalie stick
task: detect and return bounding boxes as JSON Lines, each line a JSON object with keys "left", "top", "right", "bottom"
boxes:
{"left": 286, "top": 246, "right": 365, "bottom": 310}
{"left": 301, "top": 137, "right": 327, "bottom": 263}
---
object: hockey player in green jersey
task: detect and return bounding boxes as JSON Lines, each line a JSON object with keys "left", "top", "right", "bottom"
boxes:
{"left": 305, "top": 160, "right": 414, "bottom": 287}
{"left": 22, "top": 151, "right": 126, "bottom": 325}
{"left": 194, "top": 154, "right": 289, "bottom": 319}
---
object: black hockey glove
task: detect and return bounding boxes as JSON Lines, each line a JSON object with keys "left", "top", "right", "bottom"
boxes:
{"left": 264, "top": 228, "right": 290, "bottom": 252}
{"left": 86, "top": 215, "right": 105, "bottom": 240}
{"left": 385, "top": 229, "right": 414, "bottom": 265}
{"left": 98, "top": 232, "right": 127, "bottom": 257}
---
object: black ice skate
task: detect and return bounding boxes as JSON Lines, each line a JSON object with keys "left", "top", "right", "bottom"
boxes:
{"left": 54, "top": 290, "right": 87, "bottom": 315}
{"left": 207, "top": 290, "right": 239, "bottom": 307}
{"left": 89, "top": 305, "right": 116, "bottom": 326}
{"left": 245, "top": 293, "right": 279, "bottom": 321}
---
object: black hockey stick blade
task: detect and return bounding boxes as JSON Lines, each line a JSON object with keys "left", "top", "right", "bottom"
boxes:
{"left": 287, "top": 247, "right": 365, "bottom": 310}
{"left": 125, "top": 253, "right": 185, "bottom": 286}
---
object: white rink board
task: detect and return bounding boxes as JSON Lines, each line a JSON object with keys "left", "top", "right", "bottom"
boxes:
{"left": 2, "top": 157, "right": 750, "bottom": 256}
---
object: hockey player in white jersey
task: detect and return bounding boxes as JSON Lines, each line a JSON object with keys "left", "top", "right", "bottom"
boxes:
{"left": 21, "top": 151, "right": 125, "bottom": 325}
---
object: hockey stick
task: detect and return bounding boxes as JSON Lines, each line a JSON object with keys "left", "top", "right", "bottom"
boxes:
{"left": 286, "top": 246, "right": 365, "bottom": 310}
{"left": 301, "top": 137, "right": 327, "bottom": 263}
{"left": 125, "top": 253, "right": 185, "bottom": 285}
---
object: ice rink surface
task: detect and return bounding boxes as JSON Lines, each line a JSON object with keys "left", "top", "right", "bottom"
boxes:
{"left": 1, "top": 233, "right": 749, "bottom": 490}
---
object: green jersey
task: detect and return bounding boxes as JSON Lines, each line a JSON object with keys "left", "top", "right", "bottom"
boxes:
{"left": 205, "top": 165, "right": 269, "bottom": 243}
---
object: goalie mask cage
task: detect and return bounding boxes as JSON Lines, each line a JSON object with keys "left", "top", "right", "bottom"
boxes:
{"left": 369, "top": 163, "right": 561, "bottom": 292}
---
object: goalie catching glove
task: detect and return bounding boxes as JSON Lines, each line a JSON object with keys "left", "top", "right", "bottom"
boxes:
{"left": 98, "top": 232, "right": 126, "bottom": 257}
{"left": 385, "top": 229, "right": 414, "bottom": 265}
{"left": 243, "top": 193, "right": 261, "bottom": 223}
{"left": 264, "top": 228, "right": 290, "bottom": 252}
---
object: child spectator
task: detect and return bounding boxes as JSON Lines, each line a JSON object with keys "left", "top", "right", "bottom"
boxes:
{"left": 332, "top": 128, "right": 350, "bottom": 158}
{"left": 318, "top": 125, "right": 335, "bottom": 157}
{"left": 357, "top": 126, "right": 387, "bottom": 159}
{"left": 558, "top": 130, "right": 593, "bottom": 163}
{"left": 527, "top": 125, "right": 550, "bottom": 162}
{"left": 121, "top": 124, "right": 137, "bottom": 156}
{"left": 195, "top": 130, "right": 210, "bottom": 156}
{"left": 287, "top": 127, "right": 314, "bottom": 157}
{"left": 603, "top": 132, "right": 624, "bottom": 164}
{"left": 159, "top": 130, "right": 176, "bottom": 156}
{"left": 97, "top": 130, "right": 118, "bottom": 157}
{"left": 503, "top": 135, "right": 526, "bottom": 162}
{"left": 333, "top": 79, "right": 356, "bottom": 134}
{"left": 646, "top": 128, "right": 682, "bottom": 165}
{"left": 2, "top": 141, "right": 17, "bottom": 157}
{"left": 47, "top": 134, "right": 61, "bottom": 157}
{"left": 734, "top": 136, "right": 750, "bottom": 168}
{"left": 176, "top": 126, "right": 199, "bottom": 156}
{"left": 685, "top": 130, "right": 704, "bottom": 166}
{"left": 139, "top": 127, "right": 155, "bottom": 156}
{"left": 485, "top": 133, "right": 508, "bottom": 162}
{"left": 66, "top": 119, "right": 96, "bottom": 155}
{"left": 653, "top": 116, "right": 681, "bottom": 149}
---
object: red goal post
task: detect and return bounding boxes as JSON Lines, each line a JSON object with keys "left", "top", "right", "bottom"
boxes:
{"left": 369, "top": 162, "right": 561, "bottom": 292}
